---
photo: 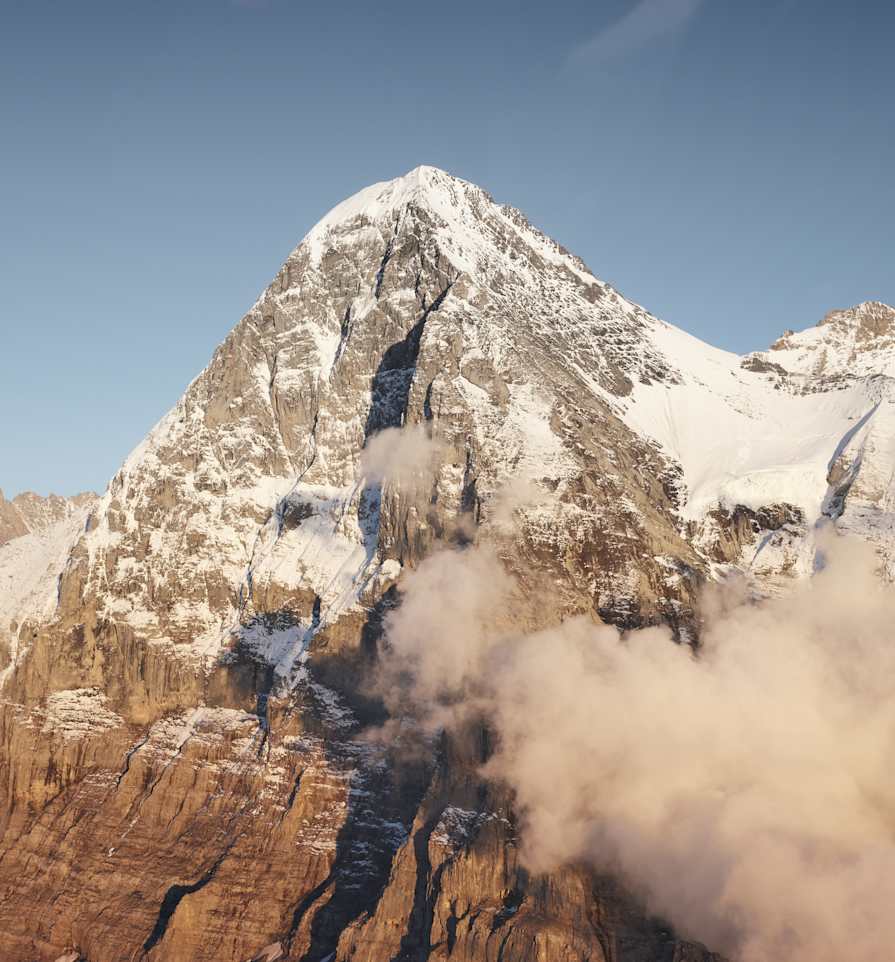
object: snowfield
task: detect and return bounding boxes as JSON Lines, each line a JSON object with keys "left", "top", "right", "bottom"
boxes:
{"left": 618, "top": 315, "right": 893, "bottom": 523}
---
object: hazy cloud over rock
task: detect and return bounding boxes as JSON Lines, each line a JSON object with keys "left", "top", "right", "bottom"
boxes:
{"left": 381, "top": 529, "right": 895, "bottom": 962}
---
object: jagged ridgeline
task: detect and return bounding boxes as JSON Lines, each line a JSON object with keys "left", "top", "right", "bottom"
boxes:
{"left": 0, "top": 165, "right": 893, "bottom": 961}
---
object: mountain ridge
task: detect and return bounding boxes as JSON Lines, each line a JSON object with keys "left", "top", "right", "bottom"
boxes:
{"left": 0, "top": 489, "right": 96, "bottom": 547}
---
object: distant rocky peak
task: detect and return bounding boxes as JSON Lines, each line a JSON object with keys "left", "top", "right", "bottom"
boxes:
{"left": 818, "top": 300, "right": 895, "bottom": 338}
{"left": 771, "top": 300, "right": 895, "bottom": 349}
{"left": 0, "top": 489, "right": 97, "bottom": 548}
{"left": 762, "top": 300, "right": 895, "bottom": 380}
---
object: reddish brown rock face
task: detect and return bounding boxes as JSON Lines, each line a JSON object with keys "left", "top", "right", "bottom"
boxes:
{"left": 0, "top": 690, "right": 721, "bottom": 962}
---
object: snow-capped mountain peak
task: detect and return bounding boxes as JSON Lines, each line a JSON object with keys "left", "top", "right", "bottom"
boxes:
{"left": 757, "top": 300, "right": 895, "bottom": 379}
{"left": 3, "top": 168, "right": 893, "bottom": 681}
{"left": 819, "top": 299, "right": 895, "bottom": 332}
{"left": 302, "top": 164, "right": 600, "bottom": 286}
{"left": 1, "top": 168, "right": 893, "bottom": 962}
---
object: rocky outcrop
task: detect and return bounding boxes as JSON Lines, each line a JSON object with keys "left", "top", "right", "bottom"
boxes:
{"left": 0, "top": 490, "right": 28, "bottom": 545}
{"left": 0, "top": 494, "right": 98, "bottom": 685}
{"left": 696, "top": 503, "right": 805, "bottom": 565}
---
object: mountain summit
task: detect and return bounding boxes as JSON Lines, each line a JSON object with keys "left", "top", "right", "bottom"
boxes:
{"left": 0, "top": 168, "right": 891, "bottom": 961}
{"left": 765, "top": 299, "right": 895, "bottom": 378}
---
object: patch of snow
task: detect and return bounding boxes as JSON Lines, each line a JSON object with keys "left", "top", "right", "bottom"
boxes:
{"left": 248, "top": 944, "right": 284, "bottom": 962}
{"left": 37, "top": 688, "right": 124, "bottom": 740}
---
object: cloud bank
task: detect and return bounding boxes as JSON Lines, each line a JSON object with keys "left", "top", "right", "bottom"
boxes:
{"left": 379, "top": 529, "right": 895, "bottom": 962}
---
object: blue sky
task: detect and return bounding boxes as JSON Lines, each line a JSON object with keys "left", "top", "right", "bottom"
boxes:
{"left": 2, "top": 0, "right": 893, "bottom": 496}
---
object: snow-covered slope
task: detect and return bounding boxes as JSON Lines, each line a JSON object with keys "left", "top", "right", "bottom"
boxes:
{"left": 608, "top": 301, "right": 895, "bottom": 582}
{"left": 617, "top": 316, "right": 885, "bottom": 519}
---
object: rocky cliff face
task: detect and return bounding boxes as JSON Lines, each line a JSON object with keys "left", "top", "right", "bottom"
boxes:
{"left": 0, "top": 166, "right": 890, "bottom": 962}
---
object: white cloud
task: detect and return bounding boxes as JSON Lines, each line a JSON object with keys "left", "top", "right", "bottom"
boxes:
{"left": 359, "top": 425, "right": 445, "bottom": 490}
{"left": 568, "top": 0, "right": 706, "bottom": 67}
{"left": 377, "top": 530, "right": 895, "bottom": 962}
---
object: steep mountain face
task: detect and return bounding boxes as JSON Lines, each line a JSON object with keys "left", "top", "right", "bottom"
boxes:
{"left": 0, "top": 166, "right": 890, "bottom": 962}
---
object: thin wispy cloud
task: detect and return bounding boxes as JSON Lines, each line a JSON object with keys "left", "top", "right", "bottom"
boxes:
{"left": 567, "top": 0, "right": 706, "bottom": 68}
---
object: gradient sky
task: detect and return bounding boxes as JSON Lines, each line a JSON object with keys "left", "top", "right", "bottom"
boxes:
{"left": 2, "top": 0, "right": 893, "bottom": 496}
